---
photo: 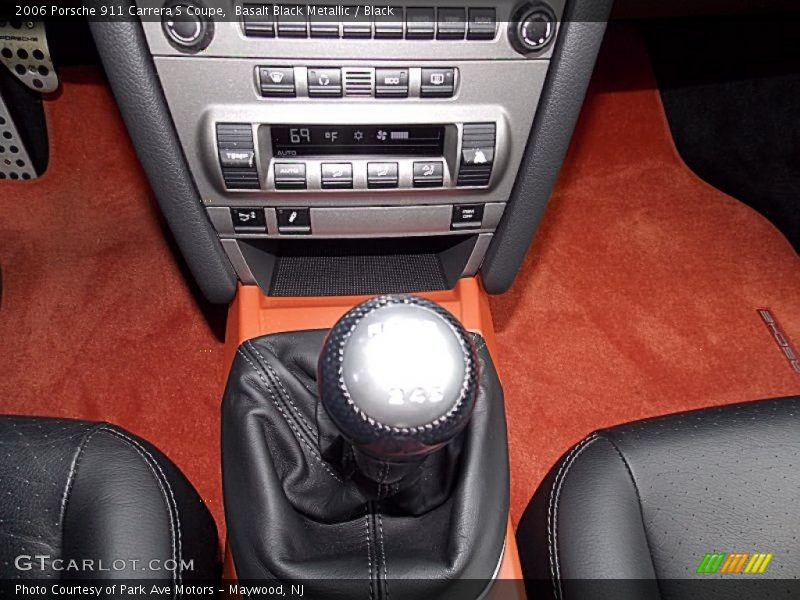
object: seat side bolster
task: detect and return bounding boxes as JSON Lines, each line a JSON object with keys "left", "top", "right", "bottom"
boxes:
{"left": 62, "top": 427, "right": 219, "bottom": 582}
{"left": 517, "top": 435, "right": 661, "bottom": 599}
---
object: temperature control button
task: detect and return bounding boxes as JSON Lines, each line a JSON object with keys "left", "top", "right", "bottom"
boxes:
{"left": 413, "top": 161, "right": 444, "bottom": 188}
{"left": 274, "top": 163, "right": 307, "bottom": 189}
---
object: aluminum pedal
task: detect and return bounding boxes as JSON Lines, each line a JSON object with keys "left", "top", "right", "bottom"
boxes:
{"left": 0, "top": 20, "right": 58, "bottom": 93}
{"left": 0, "top": 93, "right": 37, "bottom": 180}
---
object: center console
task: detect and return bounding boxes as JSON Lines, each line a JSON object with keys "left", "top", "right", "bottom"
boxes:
{"left": 85, "top": 2, "right": 612, "bottom": 594}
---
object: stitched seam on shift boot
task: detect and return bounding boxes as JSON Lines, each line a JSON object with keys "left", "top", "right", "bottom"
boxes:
{"left": 376, "top": 461, "right": 389, "bottom": 499}
{"left": 261, "top": 340, "right": 320, "bottom": 396}
{"left": 548, "top": 433, "right": 599, "bottom": 600}
{"left": 365, "top": 511, "right": 374, "bottom": 600}
{"left": 378, "top": 512, "right": 389, "bottom": 600}
{"left": 471, "top": 333, "right": 487, "bottom": 355}
{"left": 237, "top": 347, "right": 342, "bottom": 483}
{"left": 248, "top": 341, "right": 319, "bottom": 441}
{"left": 60, "top": 424, "right": 108, "bottom": 552}
{"left": 603, "top": 435, "right": 664, "bottom": 595}
{"left": 101, "top": 427, "right": 183, "bottom": 595}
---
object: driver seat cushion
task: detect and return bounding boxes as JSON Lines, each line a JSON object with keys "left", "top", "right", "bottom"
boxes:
{"left": 0, "top": 416, "right": 219, "bottom": 582}
{"left": 517, "top": 396, "right": 800, "bottom": 599}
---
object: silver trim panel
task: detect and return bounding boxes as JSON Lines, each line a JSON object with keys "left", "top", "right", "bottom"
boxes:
{"left": 220, "top": 238, "right": 258, "bottom": 283}
{"left": 462, "top": 233, "right": 493, "bottom": 276}
{"left": 211, "top": 202, "right": 505, "bottom": 238}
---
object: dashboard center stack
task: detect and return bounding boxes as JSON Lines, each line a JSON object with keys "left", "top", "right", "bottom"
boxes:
{"left": 136, "top": 0, "right": 566, "bottom": 294}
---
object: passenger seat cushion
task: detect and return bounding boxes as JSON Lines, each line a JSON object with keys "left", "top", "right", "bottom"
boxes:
{"left": 0, "top": 416, "right": 219, "bottom": 581}
{"left": 517, "top": 397, "right": 800, "bottom": 598}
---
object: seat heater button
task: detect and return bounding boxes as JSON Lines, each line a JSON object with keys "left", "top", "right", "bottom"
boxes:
{"left": 321, "top": 163, "right": 353, "bottom": 189}
{"left": 276, "top": 207, "right": 311, "bottom": 234}
{"left": 367, "top": 162, "right": 399, "bottom": 188}
{"left": 274, "top": 163, "right": 307, "bottom": 189}
{"left": 231, "top": 208, "right": 267, "bottom": 232}
{"left": 413, "top": 161, "right": 444, "bottom": 187}
{"left": 420, "top": 68, "right": 455, "bottom": 97}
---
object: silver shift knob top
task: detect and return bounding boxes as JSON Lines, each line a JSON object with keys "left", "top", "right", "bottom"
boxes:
{"left": 318, "top": 295, "right": 479, "bottom": 458}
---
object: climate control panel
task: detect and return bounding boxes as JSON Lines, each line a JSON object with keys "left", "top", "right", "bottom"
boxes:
{"left": 215, "top": 121, "right": 497, "bottom": 192}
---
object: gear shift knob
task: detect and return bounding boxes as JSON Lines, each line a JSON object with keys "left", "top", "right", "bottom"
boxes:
{"left": 319, "top": 295, "right": 479, "bottom": 460}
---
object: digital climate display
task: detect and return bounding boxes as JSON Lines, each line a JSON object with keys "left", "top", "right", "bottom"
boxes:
{"left": 271, "top": 125, "right": 445, "bottom": 157}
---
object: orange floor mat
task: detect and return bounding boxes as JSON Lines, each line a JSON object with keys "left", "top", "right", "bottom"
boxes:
{"left": 491, "top": 27, "right": 800, "bottom": 524}
{"left": 0, "top": 70, "right": 227, "bottom": 532}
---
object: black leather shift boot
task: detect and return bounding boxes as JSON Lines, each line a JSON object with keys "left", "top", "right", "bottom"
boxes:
{"left": 222, "top": 330, "right": 509, "bottom": 599}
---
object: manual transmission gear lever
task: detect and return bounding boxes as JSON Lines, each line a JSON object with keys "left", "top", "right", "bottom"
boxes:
{"left": 318, "top": 295, "right": 479, "bottom": 483}
{"left": 224, "top": 293, "right": 509, "bottom": 594}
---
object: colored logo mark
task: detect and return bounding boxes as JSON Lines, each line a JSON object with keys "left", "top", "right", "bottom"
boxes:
{"left": 697, "top": 552, "right": 773, "bottom": 575}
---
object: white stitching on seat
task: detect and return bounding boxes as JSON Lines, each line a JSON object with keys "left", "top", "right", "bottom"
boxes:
{"left": 101, "top": 428, "right": 183, "bottom": 597}
{"left": 548, "top": 433, "right": 599, "bottom": 600}
{"left": 237, "top": 348, "right": 343, "bottom": 483}
{"left": 60, "top": 425, "right": 105, "bottom": 528}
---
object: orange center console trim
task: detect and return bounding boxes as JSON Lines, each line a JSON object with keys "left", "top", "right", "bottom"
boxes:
{"left": 223, "top": 278, "right": 524, "bottom": 595}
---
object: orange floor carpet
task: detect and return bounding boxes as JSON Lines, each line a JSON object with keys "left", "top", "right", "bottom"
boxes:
{"left": 0, "top": 69, "right": 227, "bottom": 532}
{"left": 491, "top": 27, "right": 800, "bottom": 524}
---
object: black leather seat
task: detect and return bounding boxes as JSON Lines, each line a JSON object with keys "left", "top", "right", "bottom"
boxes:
{"left": 517, "top": 396, "right": 800, "bottom": 599}
{"left": 0, "top": 416, "right": 219, "bottom": 583}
